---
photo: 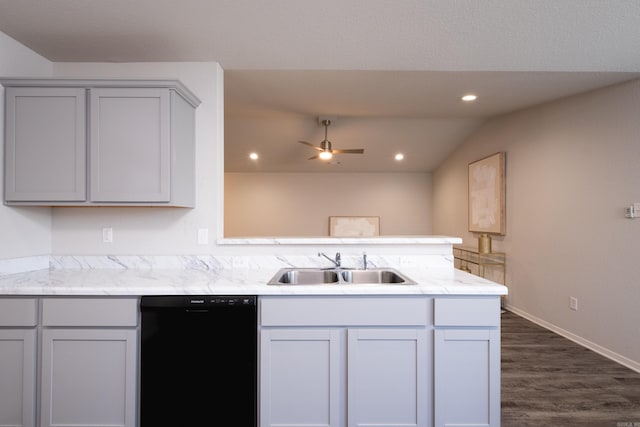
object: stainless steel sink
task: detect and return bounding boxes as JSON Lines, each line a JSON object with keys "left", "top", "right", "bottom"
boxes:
{"left": 273, "top": 269, "right": 340, "bottom": 285}
{"left": 268, "top": 268, "right": 416, "bottom": 285}
{"left": 340, "top": 269, "right": 409, "bottom": 284}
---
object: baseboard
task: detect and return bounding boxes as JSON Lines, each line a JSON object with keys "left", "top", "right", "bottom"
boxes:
{"left": 504, "top": 304, "right": 640, "bottom": 374}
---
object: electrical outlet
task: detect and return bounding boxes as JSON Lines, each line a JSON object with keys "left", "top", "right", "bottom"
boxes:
{"left": 625, "top": 203, "right": 640, "bottom": 218}
{"left": 625, "top": 205, "right": 636, "bottom": 218}
{"left": 569, "top": 296, "right": 578, "bottom": 311}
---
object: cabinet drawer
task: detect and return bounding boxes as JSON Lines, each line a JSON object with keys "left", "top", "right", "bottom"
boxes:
{"left": 0, "top": 298, "right": 38, "bottom": 326}
{"left": 261, "top": 296, "right": 429, "bottom": 327}
{"left": 434, "top": 297, "right": 500, "bottom": 327}
{"left": 42, "top": 298, "right": 138, "bottom": 327}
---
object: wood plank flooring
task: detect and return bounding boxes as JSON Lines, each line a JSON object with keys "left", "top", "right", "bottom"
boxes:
{"left": 501, "top": 311, "right": 640, "bottom": 426}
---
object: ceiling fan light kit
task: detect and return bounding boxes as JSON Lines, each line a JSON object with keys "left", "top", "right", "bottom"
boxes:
{"left": 319, "top": 151, "right": 333, "bottom": 160}
{"left": 298, "top": 118, "right": 365, "bottom": 161}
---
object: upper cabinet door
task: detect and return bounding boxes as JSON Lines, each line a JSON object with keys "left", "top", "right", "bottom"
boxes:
{"left": 90, "top": 88, "right": 170, "bottom": 203}
{"left": 4, "top": 87, "right": 86, "bottom": 202}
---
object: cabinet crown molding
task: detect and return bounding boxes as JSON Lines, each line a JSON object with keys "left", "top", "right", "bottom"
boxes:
{"left": 0, "top": 78, "right": 201, "bottom": 107}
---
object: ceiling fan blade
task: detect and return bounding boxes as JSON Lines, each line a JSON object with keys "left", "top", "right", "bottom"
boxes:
{"left": 307, "top": 154, "right": 319, "bottom": 160}
{"left": 332, "top": 148, "right": 365, "bottom": 154}
{"left": 298, "top": 140, "right": 323, "bottom": 151}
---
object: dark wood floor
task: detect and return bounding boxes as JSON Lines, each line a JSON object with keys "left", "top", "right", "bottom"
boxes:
{"left": 501, "top": 311, "right": 640, "bottom": 427}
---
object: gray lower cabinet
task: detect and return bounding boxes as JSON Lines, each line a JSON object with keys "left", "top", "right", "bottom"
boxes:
{"left": 0, "top": 298, "right": 38, "bottom": 427}
{"left": 40, "top": 298, "right": 138, "bottom": 427}
{"left": 260, "top": 296, "right": 430, "bottom": 427}
{"left": 2, "top": 79, "right": 199, "bottom": 207}
{"left": 433, "top": 297, "right": 501, "bottom": 427}
{"left": 0, "top": 297, "right": 138, "bottom": 427}
{"left": 261, "top": 328, "right": 341, "bottom": 426}
{"left": 347, "top": 328, "right": 428, "bottom": 427}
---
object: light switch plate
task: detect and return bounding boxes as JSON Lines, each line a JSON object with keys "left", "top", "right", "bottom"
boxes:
{"left": 102, "top": 227, "right": 113, "bottom": 243}
{"left": 197, "top": 228, "right": 209, "bottom": 245}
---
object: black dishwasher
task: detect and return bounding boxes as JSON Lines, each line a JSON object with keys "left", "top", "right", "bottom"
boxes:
{"left": 140, "top": 295, "right": 257, "bottom": 427}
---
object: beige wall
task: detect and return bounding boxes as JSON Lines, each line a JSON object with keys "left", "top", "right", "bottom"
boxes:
{"left": 225, "top": 172, "right": 432, "bottom": 237}
{"left": 433, "top": 78, "right": 640, "bottom": 369}
{"left": 0, "top": 32, "right": 53, "bottom": 259}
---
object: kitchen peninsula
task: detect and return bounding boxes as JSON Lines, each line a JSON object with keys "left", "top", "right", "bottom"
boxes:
{"left": 0, "top": 236, "right": 506, "bottom": 427}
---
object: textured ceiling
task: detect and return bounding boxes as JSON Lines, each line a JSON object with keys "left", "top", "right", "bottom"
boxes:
{"left": 2, "top": 0, "right": 640, "bottom": 71}
{"left": 1, "top": 0, "right": 640, "bottom": 172}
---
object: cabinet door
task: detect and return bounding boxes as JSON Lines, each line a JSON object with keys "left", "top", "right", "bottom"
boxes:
{"left": 347, "top": 328, "right": 428, "bottom": 427}
{"left": 40, "top": 329, "right": 137, "bottom": 427}
{"left": 434, "top": 328, "right": 500, "bottom": 427}
{"left": 0, "top": 329, "right": 36, "bottom": 427}
{"left": 90, "top": 88, "right": 170, "bottom": 202}
{"left": 260, "top": 328, "right": 341, "bottom": 427}
{"left": 5, "top": 87, "right": 86, "bottom": 201}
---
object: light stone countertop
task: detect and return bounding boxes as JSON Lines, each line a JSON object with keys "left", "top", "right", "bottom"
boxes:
{"left": 0, "top": 266, "right": 507, "bottom": 296}
{"left": 217, "top": 236, "right": 463, "bottom": 245}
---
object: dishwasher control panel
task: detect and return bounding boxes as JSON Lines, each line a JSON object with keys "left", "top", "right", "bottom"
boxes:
{"left": 188, "top": 296, "right": 256, "bottom": 306}
{"left": 141, "top": 295, "right": 257, "bottom": 309}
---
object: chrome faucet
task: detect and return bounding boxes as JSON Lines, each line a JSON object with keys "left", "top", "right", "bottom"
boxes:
{"left": 363, "top": 251, "right": 368, "bottom": 270}
{"left": 318, "top": 251, "right": 341, "bottom": 268}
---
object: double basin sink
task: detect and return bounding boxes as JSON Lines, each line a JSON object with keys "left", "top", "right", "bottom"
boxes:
{"left": 268, "top": 268, "right": 417, "bottom": 286}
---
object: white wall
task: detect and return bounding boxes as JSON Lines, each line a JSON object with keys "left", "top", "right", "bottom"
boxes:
{"left": 433, "top": 78, "right": 640, "bottom": 369}
{"left": 51, "top": 62, "right": 223, "bottom": 255}
{"left": 225, "top": 172, "right": 432, "bottom": 236}
{"left": 0, "top": 31, "right": 53, "bottom": 259}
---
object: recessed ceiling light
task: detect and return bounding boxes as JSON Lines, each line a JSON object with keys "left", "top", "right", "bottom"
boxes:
{"left": 249, "top": 152, "right": 259, "bottom": 160}
{"left": 461, "top": 94, "right": 477, "bottom": 102}
{"left": 395, "top": 153, "right": 404, "bottom": 161}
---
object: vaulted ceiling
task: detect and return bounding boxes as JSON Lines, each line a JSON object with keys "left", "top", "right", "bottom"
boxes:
{"left": 1, "top": 0, "right": 639, "bottom": 172}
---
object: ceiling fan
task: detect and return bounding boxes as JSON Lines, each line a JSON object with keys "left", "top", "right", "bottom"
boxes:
{"left": 298, "top": 119, "right": 365, "bottom": 160}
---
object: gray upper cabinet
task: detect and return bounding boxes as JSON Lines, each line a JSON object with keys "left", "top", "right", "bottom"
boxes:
{"left": 89, "top": 88, "right": 171, "bottom": 202}
{"left": 1, "top": 79, "right": 200, "bottom": 207}
{"left": 4, "top": 87, "right": 87, "bottom": 202}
